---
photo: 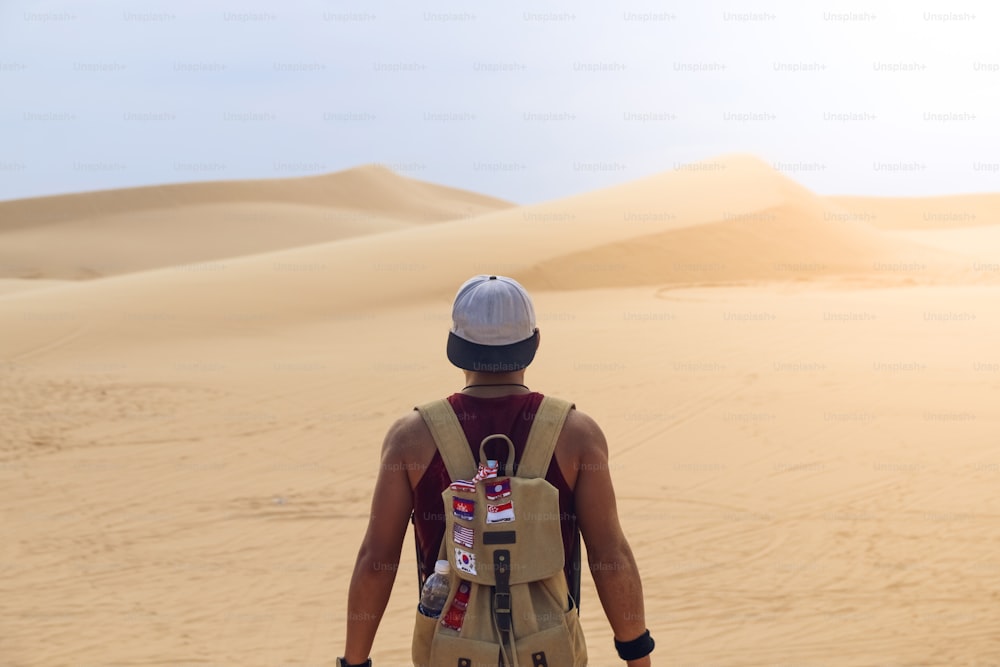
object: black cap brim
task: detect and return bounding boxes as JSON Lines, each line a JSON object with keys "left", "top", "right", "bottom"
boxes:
{"left": 447, "top": 330, "right": 538, "bottom": 373}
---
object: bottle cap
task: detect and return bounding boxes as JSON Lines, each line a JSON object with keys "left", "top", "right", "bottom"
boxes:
{"left": 434, "top": 559, "right": 451, "bottom": 575}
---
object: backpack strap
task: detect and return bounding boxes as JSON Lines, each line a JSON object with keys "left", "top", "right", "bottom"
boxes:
{"left": 516, "top": 395, "right": 582, "bottom": 610}
{"left": 416, "top": 399, "right": 478, "bottom": 481}
{"left": 516, "top": 396, "right": 574, "bottom": 479}
{"left": 415, "top": 399, "right": 479, "bottom": 573}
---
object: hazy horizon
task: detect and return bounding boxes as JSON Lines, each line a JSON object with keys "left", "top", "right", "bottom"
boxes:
{"left": 2, "top": 0, "right": 998, "bottom": 204}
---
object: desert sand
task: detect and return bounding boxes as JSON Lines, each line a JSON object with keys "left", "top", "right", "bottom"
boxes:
{"left": 2, "top": 155, "right": 1000, "bottom": 666}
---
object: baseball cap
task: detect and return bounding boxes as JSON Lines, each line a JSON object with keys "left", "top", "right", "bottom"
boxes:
{"left": 446, "top": 275, "right": 539, "bottom": 372}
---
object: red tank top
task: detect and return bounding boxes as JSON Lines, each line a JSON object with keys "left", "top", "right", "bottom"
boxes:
{"left": 412, "top": 392, "right": 579, "bottom": 589}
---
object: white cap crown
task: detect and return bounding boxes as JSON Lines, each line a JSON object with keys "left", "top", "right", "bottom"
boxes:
{"left": 450, "top": 275, "right": 536, "bottom": 345}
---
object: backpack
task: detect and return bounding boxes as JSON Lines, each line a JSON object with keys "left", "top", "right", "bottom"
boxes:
{"left": 411, "top": 395, "right": 588, "bottom": 667}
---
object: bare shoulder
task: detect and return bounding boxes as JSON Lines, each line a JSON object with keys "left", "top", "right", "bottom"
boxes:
{"left": 558, "top": 407, "right": 609, "bottom": 455}
{"left": 381, "top": 410, "right": 437, "bottom": 488}
{"left": 383, "top": 410, "right": 433, "bottom": 450}
{"left": 555, "top": 407, "right": 609, "bottom": 489}
{"left": 565, "top": 407, "right": 628, "bottom": 552}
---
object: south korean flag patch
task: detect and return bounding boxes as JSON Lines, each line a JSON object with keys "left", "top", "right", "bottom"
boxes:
{"left": 454, "top": 548, "right": 477, "bottom": 575}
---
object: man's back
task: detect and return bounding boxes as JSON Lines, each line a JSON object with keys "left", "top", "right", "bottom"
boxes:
{"left": 409, "top": 391, "right": 580, "bottom": 588}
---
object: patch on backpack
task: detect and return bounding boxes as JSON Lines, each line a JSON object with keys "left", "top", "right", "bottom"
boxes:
{"left": 455, "top": 548, "right": 477, "bottom": 575}
{"left": 486, "top": 500, "right": 515, "bottom": 524}
{"left": 484, "top": 478, "right": 511, "bottom": 500}
{"left": 449, "top": 479, "right": 477, "bottom": 493}
{"left": 453, "top": 524, "right": 475, "bottom": 549}
{"left": 452, "top": 497, "right": 475, "bottom": 521}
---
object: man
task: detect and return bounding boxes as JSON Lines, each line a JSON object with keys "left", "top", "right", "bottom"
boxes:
{"left": 340, "top": 275, "right": 654, "bottom": 666}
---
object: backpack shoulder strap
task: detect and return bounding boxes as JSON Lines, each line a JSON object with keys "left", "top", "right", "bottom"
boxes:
{"left": 518, "top": 395, "right": 582, "bottom": 608}
{"left": 415, "top": 399, "right": 477, "bottom": 480}
{"left": 516, "top": 395, "right": 574, "bottom": 478}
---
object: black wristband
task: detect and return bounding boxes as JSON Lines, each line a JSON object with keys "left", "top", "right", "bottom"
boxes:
{"left": 614, "top": 629, "right": 655, "bottom": 661}
{"left": 337, "top": 658, "right": 371, "bottom": 667}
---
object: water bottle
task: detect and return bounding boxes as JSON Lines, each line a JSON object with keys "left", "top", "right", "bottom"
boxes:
{"left": 418, "top": 559, "right": 451, "bottom": 618}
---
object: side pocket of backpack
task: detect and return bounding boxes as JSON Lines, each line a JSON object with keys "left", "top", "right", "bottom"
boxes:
{"left": 411, "top": 608, "right": 437, "bottom": 667}
{"left": 566, "top": 598, "right": 588, "bottom": 666}
{"left": 513, "top": 597, "right": 588, "bottom": 666}
{"left": 428, "top": 632, "right": 501, "bottom": 667}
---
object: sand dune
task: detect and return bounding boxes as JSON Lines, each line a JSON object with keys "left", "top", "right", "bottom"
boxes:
{"left": 827, "top": 193, "right": 1000, "bottom": 230}
{"left": 0, "top": 279, "right": 70, "bottom": 296}
{"left": 517, "top": 195, "right": 959, "bottom": 289}
{"left": 0, "top": 165, "right": 513, "bottom": 279}
{"left": 0, "top": 202, "right": 420, "bottom": 280}
{"left": 3, "top": 155, "right": 1000, "bottom": 665}
{"left": 2, "top": 155, "right": 994, "bottom": 362}
{"left": 0, "top": 163, "right": 513, "bottom": 226}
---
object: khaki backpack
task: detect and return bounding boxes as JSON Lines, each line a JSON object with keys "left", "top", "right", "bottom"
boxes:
{"left": 412, "top": 395, "right": 588, "bottom": 667}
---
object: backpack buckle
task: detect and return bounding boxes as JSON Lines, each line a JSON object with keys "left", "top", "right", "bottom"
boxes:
{"left": 494, "top": 592, "right": 511, "bottom": 614}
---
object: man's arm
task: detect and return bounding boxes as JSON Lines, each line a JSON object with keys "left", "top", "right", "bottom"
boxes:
{"left": 572, "top": 411, "right": 653, "bottom": 667}
{"left": 342, "top": 416, "right": 417, "bottom": 664}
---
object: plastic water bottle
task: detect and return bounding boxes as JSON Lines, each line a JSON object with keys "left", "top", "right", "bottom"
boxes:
{"left": 418, "top": 560, "right": 451, "bottom": 618}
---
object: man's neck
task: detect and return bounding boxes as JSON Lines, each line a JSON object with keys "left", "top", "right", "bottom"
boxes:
{"left": 461, "top": 371, "right": 530, "bottom": 396}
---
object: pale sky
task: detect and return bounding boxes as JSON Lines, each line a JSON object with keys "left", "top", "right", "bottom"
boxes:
{"left": 1, "top": 0, "right": 998, "bottom": 204}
